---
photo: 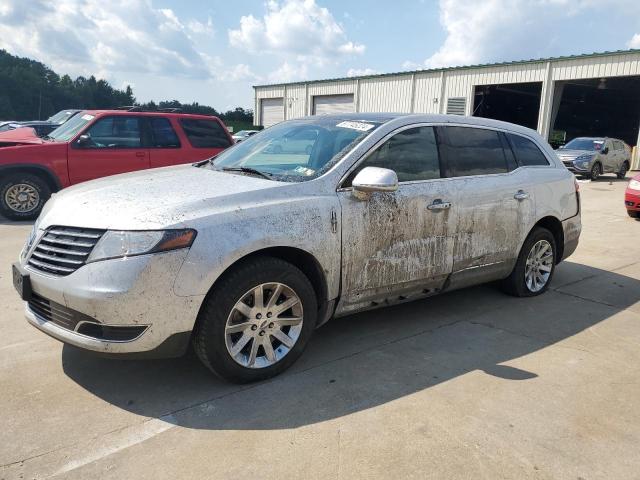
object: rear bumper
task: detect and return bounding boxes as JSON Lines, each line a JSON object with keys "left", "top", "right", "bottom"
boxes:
{"left": 561, "top": 214, "right": 581, "bottom": 261}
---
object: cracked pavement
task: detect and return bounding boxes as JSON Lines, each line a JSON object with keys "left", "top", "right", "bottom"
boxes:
{"left": 1, "top": 179, "right": 640, "bottom": 479}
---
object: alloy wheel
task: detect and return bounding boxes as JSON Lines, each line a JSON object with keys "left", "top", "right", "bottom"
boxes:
{"left": 524, "top": 240, "right": 554, "bottom": 293}
{"left": 5, "top": 183, "right": 39, "bottom": 213}
{"left": 591, "top": 163, "right": 600, "bottom": 180}
{"left": 225, "top": 282, "right": 303, "bottom": 368}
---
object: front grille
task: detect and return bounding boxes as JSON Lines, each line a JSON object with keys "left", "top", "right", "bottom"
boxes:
{"left": 562, "top": 161, "right": 574, "bottom": 167}
{"left": 27, "top": 226, "right": 105, "bottom": 276}
{"left": 28, "top": 292, "right": 84, "bottom": 330}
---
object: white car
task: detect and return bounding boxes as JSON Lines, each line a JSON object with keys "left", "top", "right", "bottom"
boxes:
{"left": 13, "top": 114, "right": 581, "bottom": 383}
{"left": 231, "top": 130, "right": 259, "bottom": 143}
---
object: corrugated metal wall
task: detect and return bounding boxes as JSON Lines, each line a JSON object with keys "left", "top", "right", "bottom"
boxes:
{"left": 254, "top": 51, "right": 640, "bottom": 137}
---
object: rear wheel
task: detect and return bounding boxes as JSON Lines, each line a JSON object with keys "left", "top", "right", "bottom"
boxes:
{"left": 501, "top": 227, "right": 556, "bottom": 297}
{"left": 193, "top": 256, "right": 317, "bottom": 383}
{"left": 589, "top": 162, "right": 601, "bottom": 181}
{"left": 0, "top": 173, "right": 51, "bottom": 220}
{"left": 617, "top": 161, "right": 629, "bottom": 179}
{"left": 628, "top": 210, "right": 639, "bottom": 219}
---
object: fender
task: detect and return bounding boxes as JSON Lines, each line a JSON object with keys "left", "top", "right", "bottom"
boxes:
{"left": 0, "top": 163, "right": 64, "bottom": 191}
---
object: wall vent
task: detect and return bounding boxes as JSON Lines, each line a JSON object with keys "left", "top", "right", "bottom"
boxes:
{"left": 446, "top": 97, "right": 466, "bottom": 115}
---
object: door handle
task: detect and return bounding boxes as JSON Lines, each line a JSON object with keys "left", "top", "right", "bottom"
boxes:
{"left": 135, "top": 151, "right": 146, "bottom": 158}
{"left": 427, "top": 199, "right": 452, "bottom": 211}
{"left": 514, "top": 190, "right": 529, "bottom": 201}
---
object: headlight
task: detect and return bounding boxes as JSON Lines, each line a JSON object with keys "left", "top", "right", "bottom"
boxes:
{"left": 629, "top": 179, "right": 640, "bottom": 190}
{"left": 21, "top": 224, "right": 39, "bottom": 260}
{"left": 86, "top": 229, "right": 196, "bottom": 263}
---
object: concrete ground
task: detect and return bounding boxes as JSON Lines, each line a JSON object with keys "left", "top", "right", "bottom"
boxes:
{"left": 1, "top": 178, "right": 639, "bottom": 480}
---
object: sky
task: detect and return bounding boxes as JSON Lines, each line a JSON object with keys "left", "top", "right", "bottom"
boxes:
{"left": 1, "top": 0, "right": 640, "bottom": 111}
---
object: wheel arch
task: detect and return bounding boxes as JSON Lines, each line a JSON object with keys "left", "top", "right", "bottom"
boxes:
{"left": 0, "top": 164, "right": 62, "bottom": 192}
{"left": 531, "top": 216, "right": 564, "bottom": 263}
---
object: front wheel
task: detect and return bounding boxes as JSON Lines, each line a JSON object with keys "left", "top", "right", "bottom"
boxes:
{"left": 193, "top": 256, "right": 317, "bottom": 383}
{"left": 501, "top": 227, "right": 556, "bottom": 297}
{"left": 589, "top": 162, "right": 601, "bottom": 181}
{"left": 0, "top": 173, "right": 51, "bottom": 221}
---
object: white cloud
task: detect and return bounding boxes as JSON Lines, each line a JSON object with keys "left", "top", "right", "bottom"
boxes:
{"left": 408, "top": 0, "right": 640, "bottom": 69}
{"left": 268, "top": 62, "right": 309, "bottom": 83}
{"left": 629, "top": 33, "right": 640, "bottom": 49}
{"left": 0, "top": 0, "right": 215, "bottom": 79}
{"left": 229, "top": 0, "right": 365, "bottom": 64}
{"left": 346, "top": 68, "right": 378, "bottom": 77}
{"left": 219, "top": 64, "right": 260, "bottom": 82}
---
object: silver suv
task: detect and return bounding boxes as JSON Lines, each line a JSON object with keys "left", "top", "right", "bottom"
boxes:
{"left": 557, "top": 137, "right": 631, "bottom": 180}
{"left": 13, "top": 114, "right": 581, "bottom": 383}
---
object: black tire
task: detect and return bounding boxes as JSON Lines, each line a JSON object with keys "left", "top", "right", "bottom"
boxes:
{"left": 589, "top": 162, "right": 601, "bottom": 181}
{"left": 628, "top": 210, "right": 639, "bottom": 219}
{"left": 0, "top": 173, "right": 51, "bottom": 221}
{"left": 193, "top": 256, "right": 318, "bottom": 383}
{"left": 617, "top": 161, "right": 629, "bottom": 179}
{"left": 501, "top": 227, "right": 557, "bottom": 297}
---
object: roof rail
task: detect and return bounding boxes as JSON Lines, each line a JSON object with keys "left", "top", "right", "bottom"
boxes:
{"left": 114, "top": 106, "right": 183, "bottom": 113}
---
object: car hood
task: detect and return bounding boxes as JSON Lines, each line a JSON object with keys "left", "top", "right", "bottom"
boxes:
{"left": 556, "top": 149, "right": 597, "bottom": 161}
{"left": 38, "top": 164, "right": 288, "bottom": 230}
{"left": 0, "top": 127, "right": 45, "bottom": 145}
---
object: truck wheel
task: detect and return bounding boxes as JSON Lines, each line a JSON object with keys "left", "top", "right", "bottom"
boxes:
{"left": 589, "top": 162, "right": 601, "bottom": 181}
{"left": 193, "top": 256, "right": 317, "bottom": 383}
{"left": 0, "top": 173, "right": 51, "bottom": 221}
{"left": 617, "top": 162, "right": 629, "bottom": 179}
{"left": 501, "top": 227, "right": 556, "bottom": 297}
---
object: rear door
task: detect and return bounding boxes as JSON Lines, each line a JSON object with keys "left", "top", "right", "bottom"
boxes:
{"left": 67, "top": 115, "right": 149, "bottom": 184}
{"left": 145, "top": 117, "right": 184, "bottom": 168}
{"left": 438, "top": 126, "right": 536, "bottom": 289}
{"left": 337, "top": 125, "right": 458, "bottom": 314}
{"left": 176, "top": 118, "right": 233, "bottom": 164}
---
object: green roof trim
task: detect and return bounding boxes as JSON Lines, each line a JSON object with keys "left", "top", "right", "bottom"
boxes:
{"left": 253, "top": 49, "right": 640, "bottom": 89}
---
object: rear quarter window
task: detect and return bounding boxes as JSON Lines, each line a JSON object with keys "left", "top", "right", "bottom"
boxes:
{"left": 506, "top": 133, "right": 550, "bottom": 166}
{"left": 179, "top": 118, "right": 231, "bottom": 148}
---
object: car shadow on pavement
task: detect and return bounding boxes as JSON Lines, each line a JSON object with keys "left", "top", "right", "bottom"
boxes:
{"left": 61, "top": 260, "right": 640, "bottom": 431}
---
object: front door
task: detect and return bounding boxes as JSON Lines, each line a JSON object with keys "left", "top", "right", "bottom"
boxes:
{"left": 336, "top": 126, "right": 458, "bottom": 314}
{"left": 68, "top": 115, "right": 149, "bottom": 184}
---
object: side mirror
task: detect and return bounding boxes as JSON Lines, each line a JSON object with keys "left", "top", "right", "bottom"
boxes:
{"left": 601, "top": 147, "right": 609, "bottom": 154}
{"left": 352, "top": 167, "right": 398, "bottom": 200}
{"left": 76, "top": 134, "right": 91, "bottom": 147}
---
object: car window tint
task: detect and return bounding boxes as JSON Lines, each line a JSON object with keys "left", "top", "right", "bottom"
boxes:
{"left": 180, "top": 119, "right": 231, "bottom": 148}
{"left": 84, "top": 117, "right": 141, "bottom": 148}
{"left": 149, "top": 118, "right": 180, "bottom": 148}
{"left": 506, "top": 133, "right": 550, "bottom": 166}
{"left": 346, "top": 126, "right": 440, "bottom": 185}
{"left": 500, "top": 132, "right": 518, "bottom": 171}
{"left": 440, "top": 126, "right": 507, "bottom": 177}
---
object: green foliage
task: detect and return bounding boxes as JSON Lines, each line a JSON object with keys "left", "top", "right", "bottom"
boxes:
{"left": 0, "top": 49, "right": 254, "bottom": 126}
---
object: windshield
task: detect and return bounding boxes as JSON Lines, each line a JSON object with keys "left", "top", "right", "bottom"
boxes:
{"left": 211, "top": 118, "right": 380, "bottom": 181}
{"left": 47, "top": 110, "right": 77, "bottom": 124}
{"left": 48, "top": 112, "right": 94, "bottom": 141}
{"left": 563, "top": 138, "right": 604, "bottom": 151}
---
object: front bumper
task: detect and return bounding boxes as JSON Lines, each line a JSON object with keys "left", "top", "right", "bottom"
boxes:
{"left": 562, "top": 161, "right": 590, "bottom": 174}
{"left": 20, "top": 250, "right": 205, "bottom": 357}
{"left": 625, "top": 190, "right": 640, "bottom": 212}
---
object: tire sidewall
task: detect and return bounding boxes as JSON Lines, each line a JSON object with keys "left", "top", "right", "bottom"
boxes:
{"left": 197, "top": 257, "right": 318, "bottom": 383}
{"left": 590, "top": 162, "right": 600, "bottom": 180}
{"left": 0, "top": 173, "right": 50, "bottom": 220}
{"left": 512, "top": 228, "right": 557, "bottom": 297}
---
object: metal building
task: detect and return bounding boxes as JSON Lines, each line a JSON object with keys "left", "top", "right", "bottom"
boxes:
{"left": 253, "top": 49, "right": 640, "bottom": 159}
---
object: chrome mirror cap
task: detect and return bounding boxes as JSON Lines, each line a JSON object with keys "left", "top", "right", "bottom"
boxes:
{"left": 352, "top": 167, "right": 398, "bottom": 199}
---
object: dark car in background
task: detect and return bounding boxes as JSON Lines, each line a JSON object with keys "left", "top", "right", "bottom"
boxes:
{"left": 0, "top": 109, "right": 81, "bottom": 138}
{"left": 0, "top": 109, "right": 233, "bottom": 220}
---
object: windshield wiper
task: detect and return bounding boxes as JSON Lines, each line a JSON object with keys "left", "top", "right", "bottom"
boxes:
{"left": 221, "top": 166, "right": 273, "bottom": 180}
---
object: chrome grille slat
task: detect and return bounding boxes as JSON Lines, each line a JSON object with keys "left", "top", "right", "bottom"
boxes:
{"left": 27, "top": 226, "right": 105, "bottom": 276}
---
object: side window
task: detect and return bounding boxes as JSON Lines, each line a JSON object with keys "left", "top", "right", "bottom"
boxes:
{"left": 149, "top": 118, "right": 180, "bottom": 148}
{"left": 345, "top": 126, "right": 441, "bottom": 185}
{"left": 439, "top": 126, "right": 507, "bottom": 177}
{"left": 81, "top": 116, "right": 141, "bottom": 149}
{"left": 179, "top": 119, "right": 231, "bottom": 148}
{"left": 614, "top": 140, "right": 624, "bottom": 151}
{"left": 506, "top": 133, "right": 550, "bottom": 166}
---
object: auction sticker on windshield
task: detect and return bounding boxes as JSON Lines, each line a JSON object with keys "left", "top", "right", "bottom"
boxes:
{"left": 81, "top": 114, "right": 95, "bottom": 121}
{"left": 336, "top": 121, "right": 375, "bottom": 132}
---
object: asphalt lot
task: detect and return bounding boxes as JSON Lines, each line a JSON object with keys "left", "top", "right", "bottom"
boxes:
{"left": 1, "top": 178, "right": 639, "bottom": 480}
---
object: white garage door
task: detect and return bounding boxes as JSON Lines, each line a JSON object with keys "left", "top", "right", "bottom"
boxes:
{"left": 260, "top": 98, "right": 284, "bottom": 127}
{"left": 313, "top": 94, "right": 354, "bottom": 115}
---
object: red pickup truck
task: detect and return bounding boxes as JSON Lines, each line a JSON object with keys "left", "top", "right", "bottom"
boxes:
{"left": 0, "top": 110, "right": 233, "bottom": 220}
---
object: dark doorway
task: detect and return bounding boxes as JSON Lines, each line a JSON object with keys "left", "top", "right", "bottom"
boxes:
{"left": 473, "top": 82, "right": 542, "bottom": 130}
{"left": 551, "top": 76, "right": 640, "bottom": 147}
